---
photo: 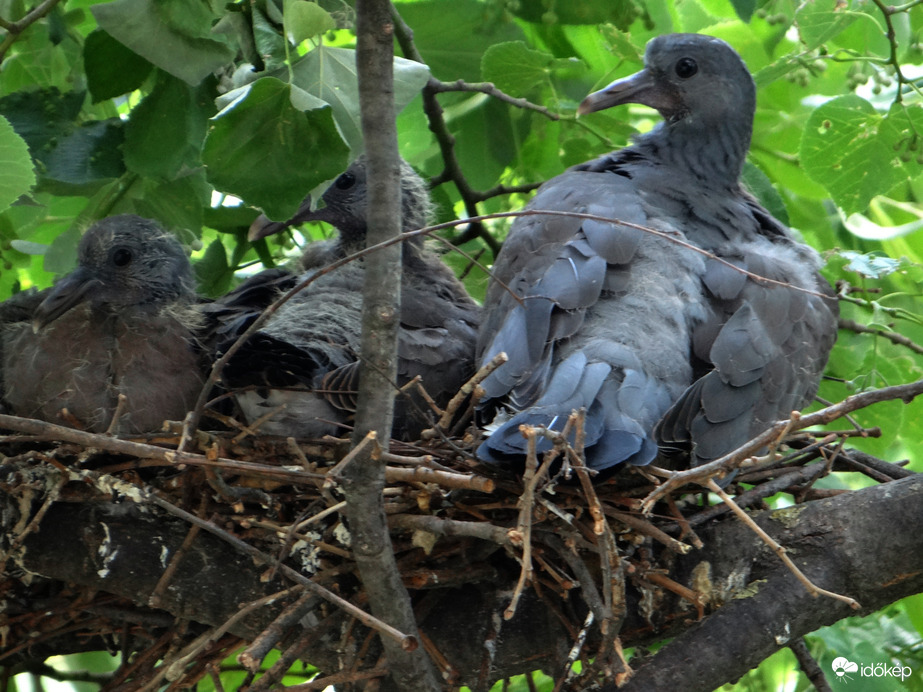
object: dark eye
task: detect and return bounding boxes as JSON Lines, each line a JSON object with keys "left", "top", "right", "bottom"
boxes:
{"left": 335, "top": 172, "right": 356, "bottom": 190}
{"left": 111, "top": 247, "right": 133, "bottom": 267}
{"left": 675, "top": 57, "right": 698, "bottom": 79}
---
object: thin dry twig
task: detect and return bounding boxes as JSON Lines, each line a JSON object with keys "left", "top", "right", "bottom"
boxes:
{"left": 641, "top": 377, "right": 923, "bottom": 511}
{"left": 705, "top": 479, "right": 860, "bottom": 609}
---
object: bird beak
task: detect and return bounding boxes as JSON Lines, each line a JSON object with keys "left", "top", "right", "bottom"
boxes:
{"left": 578, "top": 67, "right": 680, "bottom": 118}
{"left": 248, "top": 196, "right": 322, "bottom": 242}
{"left": 32, "top": 268, "right": 103, "bottom": 332}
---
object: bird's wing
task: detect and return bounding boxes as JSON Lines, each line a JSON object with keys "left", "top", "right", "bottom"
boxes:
{"left": 477, "top": 170, "right": 701, "bottom": 470}
{"left": 656, "top": 242, "right": 839, "bottom": 465}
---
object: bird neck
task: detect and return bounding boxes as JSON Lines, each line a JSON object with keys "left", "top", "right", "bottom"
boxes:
{"left": 638, "top": 115, "right": 752, "bottom": 188}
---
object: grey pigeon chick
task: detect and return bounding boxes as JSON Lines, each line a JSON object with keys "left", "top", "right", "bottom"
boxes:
{"left": 477, "top": 34, "right": 838, "bottom": 473}
{"left": 1, "top": 215, "right": 205, "bottom": 433}
{"left": 222, "top": 156, "right": 480, "bottom": 439}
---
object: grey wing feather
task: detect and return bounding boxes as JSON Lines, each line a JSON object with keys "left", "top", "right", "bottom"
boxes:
{"left": 657, "top": 242, "right": 838, "bottom": 466}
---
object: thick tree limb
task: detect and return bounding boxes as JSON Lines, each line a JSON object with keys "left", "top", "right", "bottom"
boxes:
{"left": 620, "top": 473, "right": 923, "bottom": 691}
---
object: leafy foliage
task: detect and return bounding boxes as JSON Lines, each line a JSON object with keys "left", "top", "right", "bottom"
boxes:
{"left": 2, "top": 0, "right": 923, "bottom": 689}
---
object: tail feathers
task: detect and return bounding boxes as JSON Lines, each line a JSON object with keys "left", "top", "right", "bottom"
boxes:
{"left": 478, "top": 352, "right": 660, "bottom": 472}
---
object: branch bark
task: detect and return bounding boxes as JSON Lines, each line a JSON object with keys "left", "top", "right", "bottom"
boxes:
{"left": 347, "top": 0, "right": 439, "bottom": 688}
{"left": 620, "top": 473, "right": 923, "bottom": 690}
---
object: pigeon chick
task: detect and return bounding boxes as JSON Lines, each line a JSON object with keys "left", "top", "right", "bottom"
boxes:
{"left": 2, "top": 215, "right": 205, "bottom": 433}
{"left": 221, "top": 156, "right": 480, "bottom": 439}
{"left": 476, "top": 34, "right": 838, "bottom": 474}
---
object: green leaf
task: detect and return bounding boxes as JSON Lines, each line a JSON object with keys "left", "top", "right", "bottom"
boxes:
{"left": 83, "top": 29, "right": 154, "bottom": 102}
{"left": 0, "top": 88, "right": 84, "bottom": 153}
{"left": 285, "top": 46, "right": 430, "bottom": 150}
{"left": 124, "top": 71, "right": 215, "bottom": 180}
{"left": 42, "top": 120, "right": 126, "bottom": 193}
{"left": 195, "top": 238, "right": 232, "bottom": 298}
{"left": 728, "top": 0, "right": 756, "bottom": 22}
{"left": 251, "top": 4, "right": 287, "bottom": 71}
{"left": 92, "top": 0, "right": 235, "bottom": 86}
{"left": 43, "top": 223, "right": 82, "bottom": 274}
{"left": 510, "top": 0, "right": 639, "bottom": 28}
{"left": 481, "top": 41, "right": 556, "bottom": 95}
{"left": 202, "top": 76, "right": 349, "bottom": 220}
{"left": 795, "top": 1, "right": 858, "bottom": 49}
{"left": 396, "top": 0, "right": 525, "bottom": 81}
{"left": 0, "top": 115, "right": 36, "bottom": 214}
{"left": 840, "top": 250, "right": 901, "bottom": 279}
{"left": 801, "top": 96, "right": 923, "bottom": 214}
{"left": 284, "top": 0, "right": 336, "bottom": 44}
{"left": 598, "top": 26, "right": 644, "bottom": 63}
{"left": 741, "top": 161, "right": 789, "bottom": 226}
{"left": 132, "top": 173, "right": 211, "bottom": 237}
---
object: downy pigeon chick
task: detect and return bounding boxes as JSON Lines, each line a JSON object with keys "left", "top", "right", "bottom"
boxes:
{"left": 2, "top": 215, "right": 205, "bottom": 433}
{"left": 221, "top": 156, "right": 480, "bottom": 439}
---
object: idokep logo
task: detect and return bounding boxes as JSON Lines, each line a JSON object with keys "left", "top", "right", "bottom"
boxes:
{"left": 831, "top": 657, "right": 858, "bottom": 682}
{"left": 830, "top": 656, "right": 913, "bottom": 684}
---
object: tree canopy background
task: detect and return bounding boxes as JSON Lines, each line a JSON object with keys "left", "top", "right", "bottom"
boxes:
{"left": 1, "top": 0, "right": 923, "bottom": 690}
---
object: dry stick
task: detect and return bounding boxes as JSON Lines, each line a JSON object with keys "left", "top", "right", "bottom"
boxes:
{"left": 681, "top": 461, "right": 829, "bottom": 530}
{"left": 384, "top": 465, "right": 494, "bottom": 492}
{"left": 640, "top": 375, "right": 923, "bottom": 512}
{"left": 149, "top": 520, "right": 202, "bottom": 609}
{"left": 105, "top": 393, "right": 129, "bottom": 436}
{"left": 432, "top": 351, "right": 508, "bottom": 432}
{"left": 0, "top": 413, "right": 325, "bottom": 485}
{"left": 74, "top": 469, "right": 418, "bottom": 649}
{"left": 705, "top": 478, "right": 860, "bottom": 609}
{"left": 283, "top": 665, "right": 390, "bottom": 691}
{"left": 839, "top": 317, "right": 923, "bottom": 355}
{"left": 0, "top": 474, "right": 65, "bottom": 567}
{"left": 566, "top": 410, "right": 606, "bottom": 536}
{"left": 556, "top": 610, "right": 595, "bottom": 692}
{"left": 387, "top": 513, "right": 512, "bottom": 545}
{"left": 603, "top": 508, "right": 692, "bottom": 554}
{"left": 163, "top": 587, "right": 304, "bottom": 681}
{"left": 325, "top": 431, "right": 379, "bottom": 486}
{"left": 539, "top": 532, "right": 612, "bottom": 649}
{"left": 664, "top": 494, "right": 704, "bottom": 548}
{"left": 238, "top": 590, "right": 316, "bottom": 672}
{"left": 505, "top": 426, "right": 541, "bottom": 621}
{"left": 643, "top": 572, "right": 704, "bottom": 618}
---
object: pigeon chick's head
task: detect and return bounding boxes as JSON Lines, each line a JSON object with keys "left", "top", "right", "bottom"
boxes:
{"left": 578, "top": 34, "right": 756, "bottom": 178}
{"left": 248, "top": 155, "right": 433, "bottom": 247}
{"left": 33, "top": 215, "right": 195, "bottom": 330}
{"left": 579, "top": 33, "right": 755, "bottom": 126}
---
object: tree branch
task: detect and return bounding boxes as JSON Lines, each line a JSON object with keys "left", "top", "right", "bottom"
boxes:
{"left": 351, "top": 1, "right": 439, "bottom": 689}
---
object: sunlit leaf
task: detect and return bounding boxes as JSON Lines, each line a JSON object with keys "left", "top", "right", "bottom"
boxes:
{"left": 92, "top": 0, "right": 235, "bottom": 85}
{"left": 801, "top": 96, "right": 923, "bottom": 214}
{"left": 284, "top": 0, "right": 336, "bottom": 44}
{"left": 0, "top": 115, "right": 36, "bottom": 214}
{"left": 203, "top": 77, "right": 349, "bottom": 220}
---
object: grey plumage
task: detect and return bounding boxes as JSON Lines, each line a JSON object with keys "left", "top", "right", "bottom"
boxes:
{"left": 477, "top": 34, "right": 838, "bottom": 472}
{"left": 222, "top": 156, "right": 480, "bottom": 439}
{"left": 1, "top": 215, "right": 205, "bottom": 433}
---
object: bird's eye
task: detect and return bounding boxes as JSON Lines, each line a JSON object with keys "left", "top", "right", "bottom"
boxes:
{"left": 335, "top": 172, "right": 356, "bottom": 190}
{"left": 675, "top": 57, "right": 698, "bottom": 79}
{"left": 111, "top": 247, "right": 133, "bottom": 267}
